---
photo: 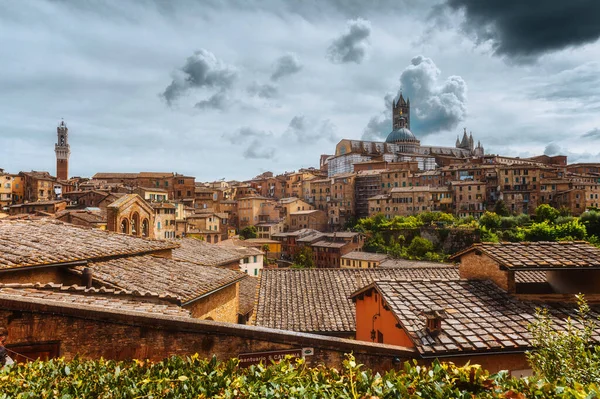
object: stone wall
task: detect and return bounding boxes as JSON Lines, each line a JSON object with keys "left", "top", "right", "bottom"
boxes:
{"left": 459, "top": 251, "right": 515, "bottom": 293}
{"left": 185, "top": 283, "right": 239, "bottom": 323}
{"left": 0, "top": 296, "right": 415, "bottom": 372}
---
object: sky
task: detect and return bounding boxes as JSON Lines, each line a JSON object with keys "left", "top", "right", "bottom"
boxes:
{"left": 1, "top": 0, "right": 600, "bottom": 181}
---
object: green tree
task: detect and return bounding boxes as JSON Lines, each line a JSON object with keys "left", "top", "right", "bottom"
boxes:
{"left": 479, "top": 211, "right": 501, "bottom": 230}
{"left": 493, "top": 200, "right": 511, "bottom": 216}
{"left": 292, "top": 246, "right": 315, "bottom": 269}
{"left": 535, "top": 204, "right": 560, "bottom": 223}
{"left": 581, "top": 210, "right": 600, "bottom": 238}
{"left": 527, "top": 295, "right": 600, "bottom": 385}
{"left": 406, "top": 236, "right": 434, "bottom": 258}
{"left": 363, "top": 232, "right": 387, "bottom": 253}
{"left": 239, "top": 225, "right": 257, "bottom": 239}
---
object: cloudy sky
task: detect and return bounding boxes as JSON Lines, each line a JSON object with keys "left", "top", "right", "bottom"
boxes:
{"left": 2, "top": 0, "right": 600, "bottom": 181}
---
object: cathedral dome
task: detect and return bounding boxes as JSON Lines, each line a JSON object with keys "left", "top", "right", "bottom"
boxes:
{"left": 385, "top": 127, "right": 418, "bottom": 144}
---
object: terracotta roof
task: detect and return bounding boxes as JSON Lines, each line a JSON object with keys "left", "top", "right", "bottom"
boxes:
{"left": 360, "top": 279, "right": 600, "bottom": 356}
{"left": 254, "top": 267, "right": 459, "bottom": 334}
{"left": 380, "top": 259, "right": 452, "bottom": 268}
{"left": 238, "top": 276, "right": 258, "bottom": 316}
{"left": 78, "top": 255, "right": 246, "bottom": 304}
{"left": 290, "top": 210, "right": 321, "bottom": 215}
{"left": 172, "top": 238, "right": 244, "bottom": 266}
{"left": 451, "top": 242, "right": 600, "bottom": 270}
{"left": 10, "top": 200, "right": 67, "bottom": 208}
{"left": 0, "top": 219, "right": 178, "bottom": 270}
{"left": 0, "top": 283, "right": 190, "bottom": 317}
{"left": 93, "top": 173, "right": 139, "bottom": 179}
{"left": 342, "top": 252, "right": 389, "bottom": 262}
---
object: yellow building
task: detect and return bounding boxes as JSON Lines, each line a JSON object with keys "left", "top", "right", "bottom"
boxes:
{"left": 237, "top": 196, "right": 279, "bottom": 229}
{"left": 278, "top": 197, "right": 313, "bottom": 230}
{"left": 340, "top": 251, "right": 389, "bottom": 268}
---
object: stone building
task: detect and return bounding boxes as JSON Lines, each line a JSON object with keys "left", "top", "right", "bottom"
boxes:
{"left": 289, "top": 210, "right": 328, "bottom": 232}
{"left": 152, "top": 202, "right": 176, "bottom": 239}
{"left": 55, "top": 120, "right": 70, "bottom": 181}
{"left": 106, "top": 194, "right": 154, "bottom": 238}
{"left": 326, "top": 96, "right": 484, "bottom": 177}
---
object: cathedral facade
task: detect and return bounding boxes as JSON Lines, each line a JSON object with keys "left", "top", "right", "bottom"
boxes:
{"left": 327, "top": 95, "right": 484, "bottom": 176}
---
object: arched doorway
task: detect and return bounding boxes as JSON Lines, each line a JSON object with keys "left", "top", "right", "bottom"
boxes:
{"left": 141, "top": 219, "right": 149, "bottom": 237}
{"left": 131, "top": 212, "right": 140, "bottom": 236}
{"left": 120, "top": 218, "right": 129, "bottom": 234}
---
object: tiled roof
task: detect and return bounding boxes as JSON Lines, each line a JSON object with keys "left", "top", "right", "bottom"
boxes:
{"left": 290, "top": 210, "right": 321, "bottom": 215}
{"left": 366, "top": 279, "right": 600, "bottom": 356}
{"left": 341, "top": 252, "right": 389, "bottom": 262}
{"left": 380, "top": 259, "right": 452, "bottom": 268}
{"left": 451, "top": 242, "right": 600, "bottom": 270}
{"left": 254, "top": 267, "right": 459, "bottom": 334}
{"left": 79, "top": 255, "right": 246, "bottom": 304}
{"left": 0, "top": 283, "right": 190, "bottom": 317}
{"left": 0, "top": 219, "right": 178, "bottom": 270}
{"left": 239, "top": 276, "right": 258, "bottom": 316}
{"left": 10, "top": 200, "right": 67, "bottom": 207}
{"left": 93, "top": 173, "right": 139, "bottom": 179}
{"left": 172, "top": 238, "right": 244, "bottom": 266}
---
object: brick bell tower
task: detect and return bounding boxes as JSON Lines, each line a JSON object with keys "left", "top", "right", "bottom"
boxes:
{"left": 55, "top": 120, "right": 70, "bottom": 181}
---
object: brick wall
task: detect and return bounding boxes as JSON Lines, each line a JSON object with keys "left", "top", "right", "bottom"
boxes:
{"left": 0, "top": 296, "right": 415, "bottom": 372}
{"left": 0, "top": 267, "right": 82, "bottom": 286}
{"left": 185, "top": 283, "right": 239, "bottom": 323}
{"left": 459, "top": 251, "right": 515, "bottom": 293}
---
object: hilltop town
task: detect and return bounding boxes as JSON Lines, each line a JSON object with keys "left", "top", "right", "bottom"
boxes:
{"left": 1, "top": 95, "right": 600, "bottom": 377}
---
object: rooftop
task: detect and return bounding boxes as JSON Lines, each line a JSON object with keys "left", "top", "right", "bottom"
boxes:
{"left": 172, "top": 238, "right": 245, "bottom": 266}
{"left": 451, "top": 241, "right": 600, "bottom": 270}
{"left": 254, "top": 267, "right": 459, "bottom": 334}
{"left": 356, "top": 279, "right": 600, "bottom": 356}
{"left": 341, "top": 251, "right": 389, "bottom": 262}
{"left": 0, "top": 283, "right": 190, "bottom": 317}
{"left": 78, "top": 255, "right": 246, "bottom": 304}
{"left": 0, "top": 219, "right": 178, "bottom": 271}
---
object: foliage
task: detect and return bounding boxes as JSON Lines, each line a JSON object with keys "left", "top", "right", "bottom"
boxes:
{"left": 416, "top": 211, "right": 455, "bottom": 225}
{"left": 581, "top": 210, "right": 600, "bottom": 238}
{"left": 292, "top": 246, "right": 315, "bottom": 269}
{"left": 493, "top": 200, "right": 511, "bottom": 217}
{"left": 479, "top": 226, "right": 499, "bottom": 243}
{"left": 479, "top": 212, "right": 501, "bottom": 230}
{"left": 239, "top": 226, "right": 257, "bottom": 240}
{"left": 535, "top": 204, "right": 560, "bottom": 223}
{"left": 521, "top": 220, "right": 587, "bottom": 242}
{"left": 363, "top": 232, "right": 387, "bottom": 254}
{"left": 406, "top": 236, "right": 434, "bottom": 257}
{"left": 527, "top": 295, "right": 600, "bottom": 385}
{"left": 2, "top": 353, "right": 600, "bottom": 398}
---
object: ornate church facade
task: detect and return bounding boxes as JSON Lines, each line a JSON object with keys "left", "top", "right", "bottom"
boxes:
{"left": 327, "top": 95, "right": 484, "bottom": 176}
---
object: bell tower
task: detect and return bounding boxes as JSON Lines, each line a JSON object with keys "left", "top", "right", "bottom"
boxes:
{"left": 55, "top": 120, "right": 70, "bottom": 181}
{"left": 392, "top": 93, "right": 410, "bottom": 130}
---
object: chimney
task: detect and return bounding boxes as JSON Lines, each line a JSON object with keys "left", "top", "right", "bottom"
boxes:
{"left": 422, "top": 308, "right": 446, "bottom": 335}
{"left": 82, "top": 267, "right": 93, "bottom": 289}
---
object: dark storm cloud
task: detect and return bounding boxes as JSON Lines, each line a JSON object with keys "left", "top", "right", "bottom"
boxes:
{"left": 286, "top": 115, "right": 338, "bottom": 143}
{"left": 444, "top": 0, "right": 600, "bottom": 59}
{"left": 243, "top": 140, "right": 276, "bottom": 159}
{"left": 582, "top": 128, "right": 600, "bottom": 139}
{"left": 270, "top": 53, "right": 303, "bottom": 81}
{"left": 362, "top": 56, "right": 467, "bottom": 140}
{"left": 247, "top": 82, "right": 278, "bottom": 99}
{"left": 326, "top": 18, "right": 371, "bottom": 64}
{"left": 544, "top": 143, "right": 562, "bottom": 156}
{"left": 161, "top": 49, "right": 237, "bottom": 106}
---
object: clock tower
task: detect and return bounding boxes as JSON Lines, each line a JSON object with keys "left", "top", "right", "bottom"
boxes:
{"left": 55, "top": 120, "right": 70, "bottom": 181}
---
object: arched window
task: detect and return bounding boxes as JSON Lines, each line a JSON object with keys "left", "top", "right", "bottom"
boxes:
{"left": 206, "top": 235, "right": 212, "bottom": 243}
{"left": 120, "top": 219, "right": 129, "bottom": 234}
{"left": 131, "top": 212, "right": 140, "bottom": 236}
{"left": 141, "top": 219, "right": 149, "bottom": 237}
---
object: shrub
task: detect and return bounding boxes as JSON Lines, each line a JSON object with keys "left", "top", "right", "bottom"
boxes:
{"left": 581, "top": 210, "right": 600, "bottom": 237}
{"left": 479, "top": 211, "right": 501, "bottom": 230}
{"left": 527, "top": 295, "right": 600, "bottom": 385}
{"left": 535, "top": 204, "right": 560, "bottom": 223}
{"left": 239, "top": 226, "right": 257, "bottom": 239}
{"left": 406, "top": 236, "right": 434, "bottom": 257}
{"left": 292, "top": 246, "right": 315, "bottom": 268}
{"left": 494, "top": 200, "right": 511, "bottom": 216}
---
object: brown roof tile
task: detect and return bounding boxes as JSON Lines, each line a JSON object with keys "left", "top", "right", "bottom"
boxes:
{"left": 78, "top": 255, "right": 246, "bottom": 303}
{"left": 452, "top": 242, "right": 600, "bottom": 270}
{"left": 0, "top": 283, "right": 190, "bottom": 317}
{"left": 369, "top": 279, "right": 600, "bottom": 356}
{"left": 239, "top": 276, "right": 258, "bottom": 316}
{"left": 0, "top": 219, "right": 178, "bottom": 270}
{"left": 254, "top": 267, "right": 459, "bottom": 334}
{"left": 172, "top": 238, "right": 244, "bottom": 266}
